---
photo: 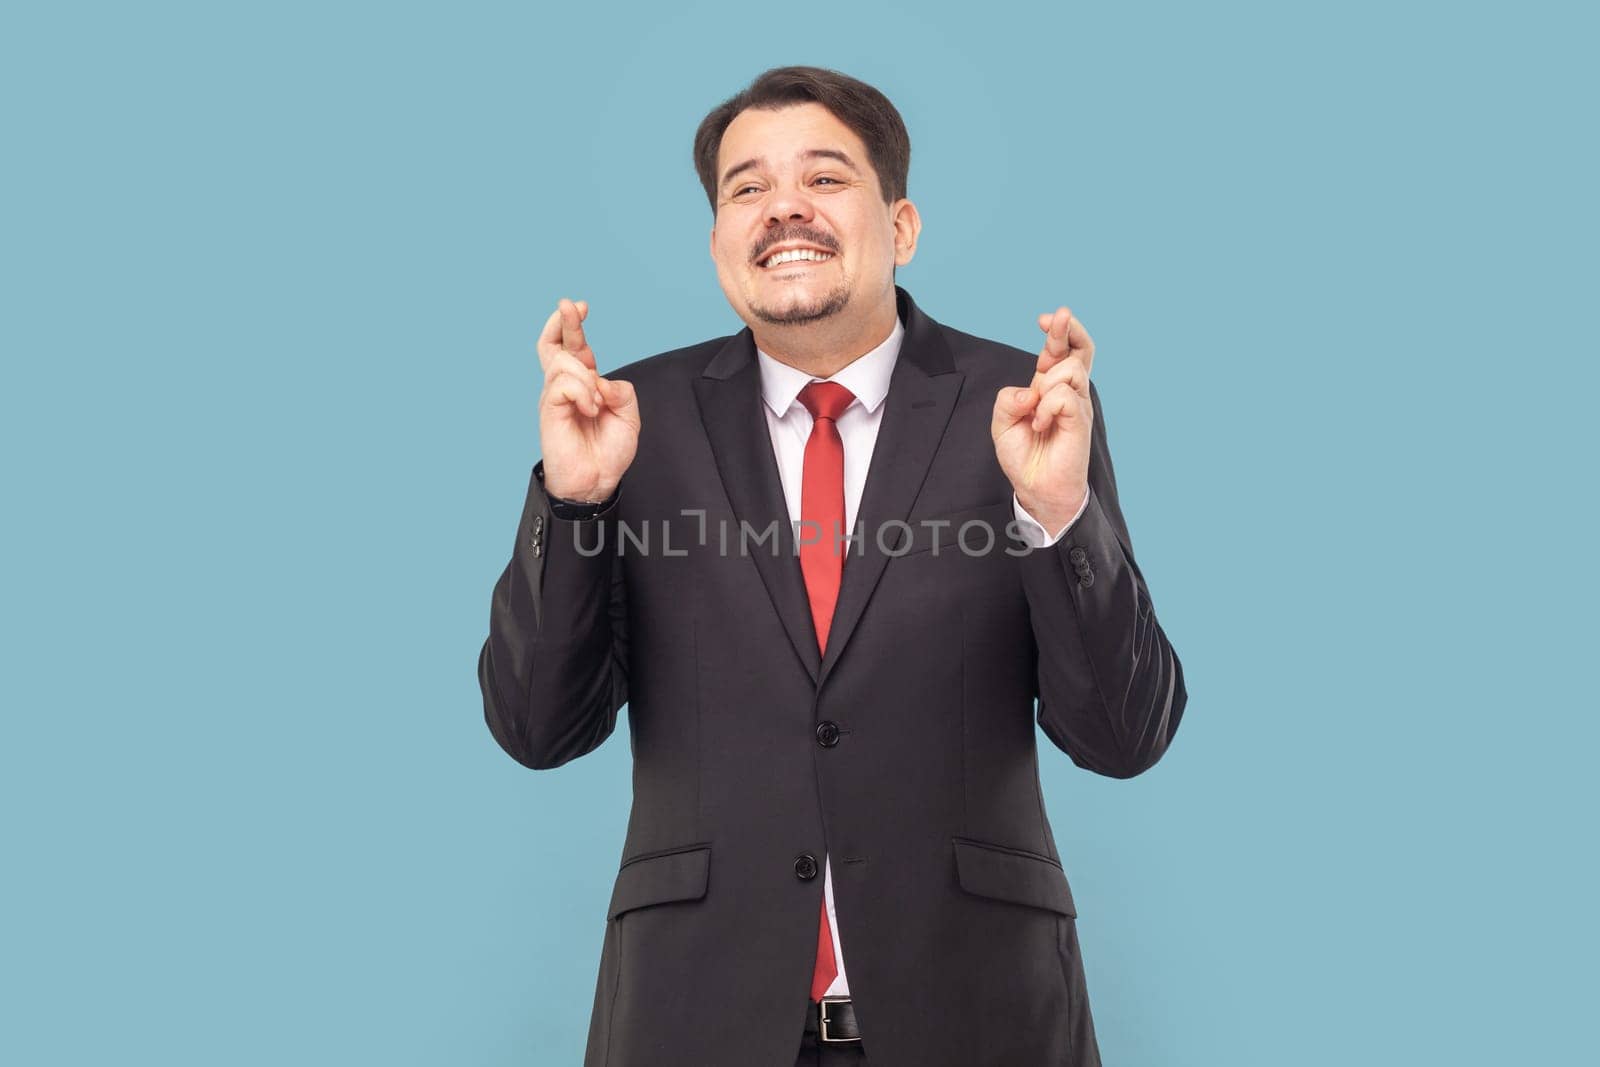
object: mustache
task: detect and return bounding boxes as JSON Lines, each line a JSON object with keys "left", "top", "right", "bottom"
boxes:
{"left": 751, "top": 225, "right": 840, "bottom": 263}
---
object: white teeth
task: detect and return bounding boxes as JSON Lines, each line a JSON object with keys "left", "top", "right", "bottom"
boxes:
{"left": 762, "top": 248, "right": 834, "bottom": 267}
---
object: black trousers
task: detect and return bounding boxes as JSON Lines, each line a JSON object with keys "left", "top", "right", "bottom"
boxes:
{"left": 794, "top": 1030, "right": 869, "bottom": 1065}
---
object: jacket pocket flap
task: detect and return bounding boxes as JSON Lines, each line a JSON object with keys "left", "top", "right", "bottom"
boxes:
{"left": 952, "top": 837, "right": 1076, "bottom": 916}
{"left": 607, "top": 844, "right": 711, "bottom": 920}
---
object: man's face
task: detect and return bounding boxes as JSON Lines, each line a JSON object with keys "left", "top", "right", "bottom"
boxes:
{"left": 709, "top": 102, "right": 917, "bottom": 330}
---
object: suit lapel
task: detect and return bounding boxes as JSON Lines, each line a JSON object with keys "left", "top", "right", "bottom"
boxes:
{"left": 819, "top": 288, "right": 964, "bottom": 684}
{"left": 694, "top": 331, "right": 822, "bottom": 683}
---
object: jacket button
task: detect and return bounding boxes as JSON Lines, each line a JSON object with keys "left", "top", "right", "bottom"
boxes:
{"left": 816, "top": 721, "right": 840, "bottom": 747}
{"left": 794, "top": 853, "right": 818, "bottom": 880}
{"left": 1068, "top": 546, "right": 1088, "bottom": 565}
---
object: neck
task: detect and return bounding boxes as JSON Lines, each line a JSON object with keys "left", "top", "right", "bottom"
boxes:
{"left": 750, "top": 289, "right": 898, "bottom": 378}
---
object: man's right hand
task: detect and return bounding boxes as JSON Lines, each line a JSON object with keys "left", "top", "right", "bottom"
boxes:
{"left": 537, "top": 297, "right": 640, "bottom": 502}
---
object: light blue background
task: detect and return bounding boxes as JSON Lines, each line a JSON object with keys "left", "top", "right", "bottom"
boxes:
{"left": 4, "top": 1, "right": 1594, "bottom": 1063}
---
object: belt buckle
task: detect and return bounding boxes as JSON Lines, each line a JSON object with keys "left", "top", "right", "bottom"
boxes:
{"left": 818, "top": 995, "right": 860, "bottom": 1044}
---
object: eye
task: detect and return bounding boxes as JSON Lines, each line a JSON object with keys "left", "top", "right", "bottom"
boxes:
{"left": 813, "top": 176, "right": 841, "bottom": 186}
{"left": 733, "top": 184, "right": 760, "bottom": 197}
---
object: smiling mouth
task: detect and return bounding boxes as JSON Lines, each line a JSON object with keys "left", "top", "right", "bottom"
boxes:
{"left": 757, "top": 248, "right": 837, "bottom": 269}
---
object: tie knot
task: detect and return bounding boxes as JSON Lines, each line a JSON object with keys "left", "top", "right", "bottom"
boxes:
{"left": 798, "top": 380, "right": 855, "bottom": 423}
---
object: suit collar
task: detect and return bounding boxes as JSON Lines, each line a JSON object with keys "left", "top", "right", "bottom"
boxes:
{"left": 755, "top": 314, "right": 903, "bottom": 419}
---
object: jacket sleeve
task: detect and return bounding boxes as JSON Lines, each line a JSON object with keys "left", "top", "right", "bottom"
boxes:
{"left": 1016, "top": 380, "right": 1187, "bottom": 778}
{"left": 476, "top": 460, "right": 630, "bottom": 770}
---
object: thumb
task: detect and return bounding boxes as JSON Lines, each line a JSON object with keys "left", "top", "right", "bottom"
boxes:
{"left": 991, "top": 385, "right": 1036, "bottom": 437}
{"left": 600, "top": 377, "right": 638, "bottom": 419}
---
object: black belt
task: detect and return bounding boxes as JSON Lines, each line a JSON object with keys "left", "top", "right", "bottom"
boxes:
{"left": 804, "top": 997, "right": 861, "bottom": 1043}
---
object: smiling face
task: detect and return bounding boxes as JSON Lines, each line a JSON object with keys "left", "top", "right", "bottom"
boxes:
{"left": 709, "top": 102, "right": 919, "bottom": 347}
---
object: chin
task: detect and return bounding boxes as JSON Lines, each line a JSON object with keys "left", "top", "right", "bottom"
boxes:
{"left": 747, "top": 281, "right": 852, "bottom": 327}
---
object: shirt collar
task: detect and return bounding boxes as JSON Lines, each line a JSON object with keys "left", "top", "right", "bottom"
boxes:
{"left": 756, "top": 314, "right": 904, "bottom": 419}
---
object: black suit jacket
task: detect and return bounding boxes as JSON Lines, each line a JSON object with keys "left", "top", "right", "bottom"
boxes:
{"left": 477, "top": 286, "right": 1186, "bottom": 1066}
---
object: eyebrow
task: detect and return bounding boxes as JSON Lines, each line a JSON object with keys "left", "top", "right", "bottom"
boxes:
{"left": 720, "top": 149, "right": 861, "bottom": 191}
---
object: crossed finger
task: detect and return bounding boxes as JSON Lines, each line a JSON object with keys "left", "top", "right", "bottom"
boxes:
{"left": 1033, "top": 306, "right": 1095, "bottom": 380}
{"left": 544, "top": 348, "right": 598, "bottom": 389}
{"left": 1032, "top": 352, "right": 1090, "bottom": 402}
{"left": 537, "top": 297, "right": 595, "bottom": 372}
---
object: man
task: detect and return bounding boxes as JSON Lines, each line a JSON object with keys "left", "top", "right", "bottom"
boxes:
{"left": 477, "top": 66, "right": 1186, "bottom": 1066}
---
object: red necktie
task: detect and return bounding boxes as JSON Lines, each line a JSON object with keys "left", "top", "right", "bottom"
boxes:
{"left": 797, "top": 380, "right": 855, "bottom": 1002}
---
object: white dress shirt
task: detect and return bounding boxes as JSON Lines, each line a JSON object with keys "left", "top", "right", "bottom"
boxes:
{"left": 754, "top": 314, "right": 1090, "bottom": 997}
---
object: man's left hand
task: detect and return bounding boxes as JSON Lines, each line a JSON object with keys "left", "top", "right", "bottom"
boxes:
{"left": 991, "top": 306, "right": 1096, "bottom": 532}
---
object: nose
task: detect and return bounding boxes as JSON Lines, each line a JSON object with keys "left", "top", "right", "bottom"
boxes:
{"left": 764, "top": 182, "right": 815, "bottom": 227}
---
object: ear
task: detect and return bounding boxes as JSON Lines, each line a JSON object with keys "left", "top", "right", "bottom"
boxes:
{"left": 709, "top": 225, "right": 717, "bottom": 261}
{"left": 891, "top": 198, "right": 922, "bottom": 267}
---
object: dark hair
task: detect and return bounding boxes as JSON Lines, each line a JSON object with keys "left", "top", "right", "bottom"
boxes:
{"left": 692, "top": 66, "right": 910, "bottom": 213}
